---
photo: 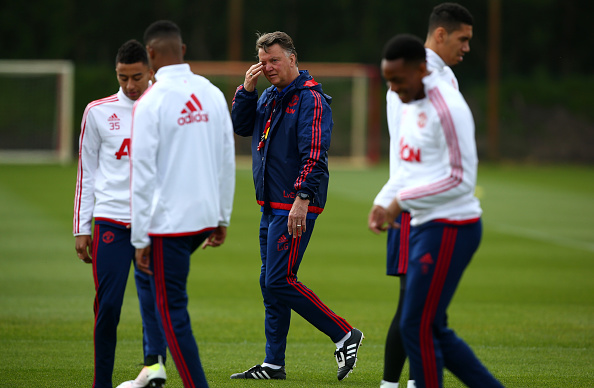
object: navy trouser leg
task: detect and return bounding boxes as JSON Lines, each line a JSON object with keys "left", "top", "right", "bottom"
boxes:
{"left": 134, "top": 265, "right": 167, "bottom": 364}
{"left": 400, "top": 220, "right": 502, "bottom": 388}
{"left": 260, "top": 213, "right": 352, "bottom": 365}
{"left": 150, "top": 234, "right": 211, "bottom": 388}
{"left": 92, "top": 223, "right": 134, "bottom": 388}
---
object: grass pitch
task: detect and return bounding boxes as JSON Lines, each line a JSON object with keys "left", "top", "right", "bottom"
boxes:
{"left": 0, "top": 162, "right": 592, "bottom": 387}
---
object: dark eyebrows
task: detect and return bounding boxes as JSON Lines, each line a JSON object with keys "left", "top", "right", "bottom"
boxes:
{"left": 118, "top": 72, "right": 144, "bottom": 78}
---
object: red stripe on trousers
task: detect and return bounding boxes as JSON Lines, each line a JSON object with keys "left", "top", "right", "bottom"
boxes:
{"left": 92, "top": 223, "right": 101, "bottom": 387}
{"left": 153, "top": 238, "right": 195, "bottom": 388}
{"left": 420, "top": 227, "right": 457, "bottom": 388}
{"left": 398, "top": 212, "right": 411, "bottom": 274}
{"left": 286, "top": 235, "right": 352, "bottom": 333}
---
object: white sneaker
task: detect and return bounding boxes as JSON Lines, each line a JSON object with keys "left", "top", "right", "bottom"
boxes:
{"left": 116, "top": 355, "right": 166, "bottom": 388}
{"left": 407, "top": 380, "right": 416, "bottom": 388}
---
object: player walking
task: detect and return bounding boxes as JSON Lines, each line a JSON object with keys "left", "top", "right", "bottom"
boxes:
{"left": 73, "top": 40, "right": 167, "bottom": 388}
{"left": 230, "top": 31, "right": 363, "bottom": 381}
{"left": 130, "top": 20, "right": 236, "bottom": 388}
{"left": 369, "top": 3, "right": 474, "bottom": 387}
{"left": 369, "top": 34, "right": 504, "bottom": 388}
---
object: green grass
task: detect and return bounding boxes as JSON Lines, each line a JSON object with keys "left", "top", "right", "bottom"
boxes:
{"left": 0, "top": 163, "right": 592, "bottom": 387}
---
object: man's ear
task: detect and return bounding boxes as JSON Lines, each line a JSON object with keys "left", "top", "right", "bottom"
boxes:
{"left": 434, "top": 26, "right": 447, "bottom": 44}
{"left": 146, "top": 45, "right": 155, "bottom": 60}
{"left": 181, "top": 43, "right": 187, "bottom": 57}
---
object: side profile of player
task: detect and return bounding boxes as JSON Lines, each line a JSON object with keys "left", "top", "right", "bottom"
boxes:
{"left": 370, "top": 33, "right": 504, "bottom": 388}
{"left": 369, "top": 3, "right": 474, "bottom": 387}
{"left": 73, "top": 39, "right": 167, "bottom": 388}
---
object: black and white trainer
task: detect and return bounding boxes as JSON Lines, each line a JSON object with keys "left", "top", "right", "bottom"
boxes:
{"left": 335, "top": 328, "right": 364, "bottom": 381}
{"left": 230, "top": 364, "right": 287, "bottom": 380}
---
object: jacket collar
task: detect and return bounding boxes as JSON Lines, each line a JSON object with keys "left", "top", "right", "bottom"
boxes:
{"left": 154, "top": 63, "right": 192, "bottom": 81}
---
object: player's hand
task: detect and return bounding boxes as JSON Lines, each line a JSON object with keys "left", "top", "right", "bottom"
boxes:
{"left": 243, "top": 62, "right": 263, "bottom": 92}
{"left": 386, "top": 197, "right": 403, "bottom": 224}
{"left": 135, "top": 246, "right": 153, "bottom": 276}
{"left": 202, "top": 226, "right": 228, "bottom": 249}
{"left": 368, "top": 205, "right": 400, "bottom": 234}
{"left": 288, "top": 197, "right": 309, "bottom": 238}
{"left": 75, "top": 235, "right": 93, "bottom": 263}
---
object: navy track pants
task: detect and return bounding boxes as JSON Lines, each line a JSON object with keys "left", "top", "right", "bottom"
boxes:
{"left": 149, "top": 232, "right": 213, "bottom": 388}
{"left": 92, "top": 220, "right": 166, "bottom": 388}
{"left": 259, "top": 212, "right": 352, "bottom": 366}
{"left": 400, "top": 219, "right": 503, "bottom": 388}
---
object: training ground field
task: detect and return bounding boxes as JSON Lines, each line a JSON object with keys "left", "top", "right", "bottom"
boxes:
{"left": 0, "top": 163, "right": 592, "bottom": 387}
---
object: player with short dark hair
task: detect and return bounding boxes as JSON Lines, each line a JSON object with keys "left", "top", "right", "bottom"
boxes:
{"left": 130, "top": 19, "right": 236, "bottom": 388}
{"left": 370, "top": 4, "right": 475, "bottom": 387}
{"left": 370, "top": 33, "right": 504, "bottom": 388}
{"left": 73, "top": 39, "right": 168, "bottom": 388}
{"left": 428, "top": 2, "right": 474, "bottom": 36}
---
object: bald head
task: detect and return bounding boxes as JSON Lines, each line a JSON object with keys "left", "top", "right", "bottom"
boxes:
{"left": 143, "top": 20, "right": 186, "bottom": 71}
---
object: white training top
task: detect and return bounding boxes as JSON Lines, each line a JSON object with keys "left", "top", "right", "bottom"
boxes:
{"left": 130, "top": 64, "right": 236, "bottom": 248}
{"left": 378, "top": 71, "right": 481, "bottom": 226}
{"left": 73, "top": 88, "right": 135, "bottom": 235}
{"left": 374, "top": 48, "right": 460, "bottom": 210}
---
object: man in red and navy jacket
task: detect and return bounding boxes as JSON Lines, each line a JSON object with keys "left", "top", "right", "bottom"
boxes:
{"left": 232, "top": 58, "right": 330, "bottom": 217}
{"left": 231, "top": 31, "right": 363, "bottom": 382}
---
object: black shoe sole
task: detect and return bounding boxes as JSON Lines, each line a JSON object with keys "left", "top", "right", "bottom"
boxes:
{"left": 148, "top": 378, "right": 166, "bottom": 388}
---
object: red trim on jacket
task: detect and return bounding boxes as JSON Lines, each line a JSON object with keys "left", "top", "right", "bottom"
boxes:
{"left": 73, "top": 94, "right": 119, "bottom": 234}
{"left": 257, "top": 200, "right": 324, "bottom": 215}
{"left": 432, "top": 217, "right": 480, "bottom": 225}
{"left": 295, "top": 89, "right": 323, "bottom": 191}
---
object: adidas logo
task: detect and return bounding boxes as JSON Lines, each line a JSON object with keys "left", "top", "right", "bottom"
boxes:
{"left": 420, "top": 253, "right": 433, "bottom": 274}
{"left": 277, "top": 235, "right": 289, "bottom": 251}
{"left": 107, "top": 113, "right": 120, "bottom": 122}
{"left": 177, "top": 93, "right": 209, "bottom": 126}
{"left": 419, "top": 253, "right": 434, "bottom": 265}
{"left": 250, "top": 370, "right": 271, "bottom": 379}
{"left": 346, "top": 343, "right": 358, "bottom": 360}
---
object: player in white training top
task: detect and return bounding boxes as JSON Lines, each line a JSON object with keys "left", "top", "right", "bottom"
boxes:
{"left": 370, "top": 34, "right": 503, "bottom": 388}
{"left": 369, "top": 4, "right": 475, "bottom": 387}
{"left": 73, "top": 40, "right": 167, "bottom": 388}
{"left": 129, "top": 20, "right": 235, "bottom": 388}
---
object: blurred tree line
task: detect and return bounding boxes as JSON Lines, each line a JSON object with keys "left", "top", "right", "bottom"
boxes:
{"left": 1, "top": 0, "right": 592, "bottom": 162}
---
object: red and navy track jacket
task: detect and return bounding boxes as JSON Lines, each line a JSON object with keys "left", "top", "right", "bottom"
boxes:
{"left": 232, "top": 70, "right": 332, "bottom": 216}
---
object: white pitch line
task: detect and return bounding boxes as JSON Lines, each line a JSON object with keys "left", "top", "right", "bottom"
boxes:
{"left": 488, "top": 223, "right": 594, "bottom": 253}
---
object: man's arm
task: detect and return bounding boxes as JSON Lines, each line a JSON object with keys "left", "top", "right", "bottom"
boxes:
{"left": 231, "top": 84, "right": 259, "bottom": 137}
{"left": 216, "top": 89, "right": 236, "bottom": 230}
{"left": 287, "top": 90, "right": 332, "bottom": 237}
{"left": 130, "top": 99, "right": 159, "bottom": 250}
{"left": 293, "top": 89, "right": 332, "bottom": 201}
{"left": 73, "top": 107, "right": 101, "bottom": 263}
